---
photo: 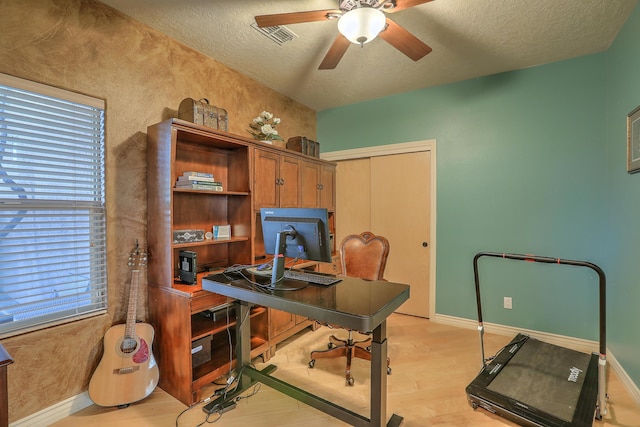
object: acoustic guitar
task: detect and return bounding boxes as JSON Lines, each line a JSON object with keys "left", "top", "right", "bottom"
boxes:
{"left": 88, "top": 242, "right": 159, "bottom": 407}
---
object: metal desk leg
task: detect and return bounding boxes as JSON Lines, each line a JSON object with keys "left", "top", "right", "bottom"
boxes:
{"left": 371, "top": 320, "right": 403, "bottom": 427}
{"left": 235, "top": 301, "right": 252, "bottom": 385}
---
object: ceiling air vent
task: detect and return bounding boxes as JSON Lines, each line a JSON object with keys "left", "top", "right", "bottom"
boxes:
{"left": 251, "top": 22, "right": 298, "bottom": 45}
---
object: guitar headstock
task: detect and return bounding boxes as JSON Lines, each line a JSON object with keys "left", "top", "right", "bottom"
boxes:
{"left": 128, "top": 240, "right": 148, "bottom": 268}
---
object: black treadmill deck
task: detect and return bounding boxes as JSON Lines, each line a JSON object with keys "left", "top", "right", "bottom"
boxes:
{"left": 466, "top": 334, "right": 599, "bottom": 427}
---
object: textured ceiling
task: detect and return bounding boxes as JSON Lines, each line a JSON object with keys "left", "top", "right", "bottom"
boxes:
{"left": 98, "top": 0, "right": 637, "bottom": 111}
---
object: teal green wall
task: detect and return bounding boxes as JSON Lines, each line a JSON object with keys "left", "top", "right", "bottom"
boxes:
{"left": 318, "top": 5, "right": 640, "bottom": 387}
{"left": 604, "top": 5, "right": 640, "bottom": 388}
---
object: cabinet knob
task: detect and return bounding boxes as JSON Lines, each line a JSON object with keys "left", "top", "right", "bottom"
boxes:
{"left": 422, "top": 242, "right": 428, "bottom": 247}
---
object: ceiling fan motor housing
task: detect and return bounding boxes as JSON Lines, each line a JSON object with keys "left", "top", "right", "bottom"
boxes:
{"left": 339, "top": 0, "right": 391, "bottom": 12}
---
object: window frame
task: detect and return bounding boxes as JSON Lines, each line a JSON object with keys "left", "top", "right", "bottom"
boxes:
{"left": 0, "top": 72, "right": 107, "bottom": 338}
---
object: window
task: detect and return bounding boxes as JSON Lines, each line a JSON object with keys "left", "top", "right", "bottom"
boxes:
{"left": 0, "top": 73, "right": 106, "bottom": 337}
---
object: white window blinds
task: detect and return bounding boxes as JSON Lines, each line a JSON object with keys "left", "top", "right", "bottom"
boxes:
{"left": 0, "top": 73, "right": 107, "bottom": 337}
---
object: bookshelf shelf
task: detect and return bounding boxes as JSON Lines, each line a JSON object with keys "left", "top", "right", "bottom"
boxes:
{"left": 173, "top": 188, "right": 250, "bottom": 196}
{"left": 171, "top": 236, "right": 250, "bottom": 249}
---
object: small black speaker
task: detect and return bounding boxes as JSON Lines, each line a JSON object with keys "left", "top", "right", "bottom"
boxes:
{"left": 178, "top": 250, "right": 197, "bottom": 284}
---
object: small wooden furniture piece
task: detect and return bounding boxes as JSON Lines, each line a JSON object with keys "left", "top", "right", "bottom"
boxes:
{"left": 0, "top": 343, "right": 13, "bottom": 427}
{"left": 309, "top": 232, "right": 392, "bottom": 385}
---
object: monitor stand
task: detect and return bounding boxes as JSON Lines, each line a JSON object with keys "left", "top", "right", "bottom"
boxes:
{"left": 270, "top": 229, "right": 294, "bottom": 286}
{"left": 268, "top": 229, "right": 307, "bottom": 291}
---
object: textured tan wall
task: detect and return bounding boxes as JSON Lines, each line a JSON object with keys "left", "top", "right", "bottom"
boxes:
{"left": 0, "top": 0, "right": 316, "bottom": 421}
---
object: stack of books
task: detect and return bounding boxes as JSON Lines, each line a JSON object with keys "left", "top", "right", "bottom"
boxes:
{"left": 175, "top": 171, "right": 223, "bottom": 191}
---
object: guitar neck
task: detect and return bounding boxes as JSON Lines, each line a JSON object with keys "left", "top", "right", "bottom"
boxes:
{"left": 124, "top": 269, "right": 140, "bottom": 339}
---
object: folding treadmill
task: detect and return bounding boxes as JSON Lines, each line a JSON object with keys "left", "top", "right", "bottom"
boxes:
{"left": 466, "top": 252, "right": 607, "bottom": 427}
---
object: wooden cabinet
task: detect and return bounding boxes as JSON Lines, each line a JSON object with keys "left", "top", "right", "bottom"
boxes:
{"left": 148, "top": 285, "right": 268, "bottom": 405}
{"left": 253, "top": 148, "right": 335, "bottom": 210}
{"left": 270, "top": 311, "right": 308, "bottom": 341}
{"left": 146, "top": 121, "right": 337, "bottom": 405}
{"left": 268, "top": 311, "right": 311, "bottom": 354}
{"left": 301, "top": 160, "right": 336, "bottom": 210}
{"left": 146, "top": 119, "right": 269, "bottom": 406}
{"left": 253, "top": 149, "right": 301, "bottom": 208}
{"left": 252, "top": 147, "right": 337, "bottom": 349}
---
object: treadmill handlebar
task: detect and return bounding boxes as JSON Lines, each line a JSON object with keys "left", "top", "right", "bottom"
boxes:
{"left": 472, "top": 251, "right": 606, "bottom": 356}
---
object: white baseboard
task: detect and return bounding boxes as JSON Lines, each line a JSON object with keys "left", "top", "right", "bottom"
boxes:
{"left": 433, "top": 313, "right": 640, "bottom": 407}
{"left": 605, "top": 350, "right": 640, "bottom": 406}
{"left": 10, "top": 392, "right": 93, "bottom": 427}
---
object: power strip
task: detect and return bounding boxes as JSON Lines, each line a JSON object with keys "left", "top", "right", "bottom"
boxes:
{"left": 203, "top": 399, "right": 236, "bottom": 414}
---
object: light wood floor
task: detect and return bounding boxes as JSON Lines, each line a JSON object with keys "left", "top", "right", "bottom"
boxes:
{"left": 51, "top": 314, "right": 640, "bottom": 427}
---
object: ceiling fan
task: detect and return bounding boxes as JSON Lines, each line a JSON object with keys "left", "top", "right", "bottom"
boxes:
{"left": 255, "top": 0, "right": 434, "bottom": 70}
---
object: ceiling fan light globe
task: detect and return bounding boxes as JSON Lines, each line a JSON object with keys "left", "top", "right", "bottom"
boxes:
{"left": 337, "top": 7, "right": 386, "bottom": 46}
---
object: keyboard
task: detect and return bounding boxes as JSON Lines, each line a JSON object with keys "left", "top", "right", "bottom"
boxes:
{"left": 283, "top": 270, "right": 341, "bottom": 286}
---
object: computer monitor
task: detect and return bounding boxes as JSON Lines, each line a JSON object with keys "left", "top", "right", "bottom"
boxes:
{"left": 260, "top": 207, "right": 332, "bottom": 285}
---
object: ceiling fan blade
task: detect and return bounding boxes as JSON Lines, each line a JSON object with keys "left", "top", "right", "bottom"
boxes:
{"left": 319, "top": 34, "right": 351, "bottom": 70}
{"left": 383, "top": 0, "right": 434, "bottom": 13}
{"left": 378, "top": 18, "right": 432, "bottom": 61}
{"left": 255, "top": 9, "right": 341, "bottom": 28}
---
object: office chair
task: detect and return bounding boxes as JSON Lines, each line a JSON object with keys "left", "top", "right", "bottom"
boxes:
{"left": 308, "top": 231, "right": 392, "bottom": 386}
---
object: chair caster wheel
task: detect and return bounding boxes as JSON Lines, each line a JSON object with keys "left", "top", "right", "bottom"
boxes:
{"left": 347, "top": 377, "right": 355, "bottom": 386}
{"left": 387, "top": 367, "right": 392, "bottom": 375}
{"left": 309, "top": 359, "right": 315, "bottom": 368}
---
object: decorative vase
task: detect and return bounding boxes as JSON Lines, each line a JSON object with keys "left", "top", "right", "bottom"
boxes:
{"left": 260, "top": 140, "right": 273, "bottom": 145}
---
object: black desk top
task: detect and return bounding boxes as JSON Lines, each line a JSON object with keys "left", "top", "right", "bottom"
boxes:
{"left": 202, "top": 271, "right": 410, "bottom": 332}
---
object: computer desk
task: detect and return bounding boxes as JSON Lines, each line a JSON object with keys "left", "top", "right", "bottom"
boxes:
{"left": 202, "top": 271, "right": 410, "bottom": 427}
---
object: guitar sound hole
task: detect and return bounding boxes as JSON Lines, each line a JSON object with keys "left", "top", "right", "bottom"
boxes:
{"left": 121, "top": 338, "right": 138, "bottom": 354}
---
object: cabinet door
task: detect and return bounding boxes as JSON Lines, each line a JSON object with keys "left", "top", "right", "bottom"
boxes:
{"left": 278, "top": 155, "right": 300, "bottom": 208}
{"left": 300, "top": 161, "right": 335, "bottom": 209}
{"left": 319, "top": 164, "right": 335, "bottom": 211}
{"left": 254, "top": 149, "right": 280, "bottom": 207}
{"left": 300, "top": 161, "right": 319, "bottom": 208}
{"left": 270, "top": 309, "right": 296, "bottom": 337}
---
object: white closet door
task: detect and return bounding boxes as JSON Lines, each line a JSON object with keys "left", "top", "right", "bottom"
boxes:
{"left": 371, "top": 151, "right": 431, "bottom": 318}
{"left": 336, "top": 151, "right": 432, "bottom": 318}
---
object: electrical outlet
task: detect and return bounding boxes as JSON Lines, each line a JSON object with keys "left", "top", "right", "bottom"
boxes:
{"left": 504, "top": 297, "right": 513, "bottom": 310}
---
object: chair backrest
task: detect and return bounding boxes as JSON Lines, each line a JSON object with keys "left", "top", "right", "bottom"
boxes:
{"left": 339, "top": 232, "right": 390, "bottom": 280}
